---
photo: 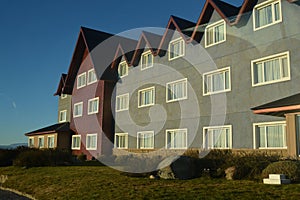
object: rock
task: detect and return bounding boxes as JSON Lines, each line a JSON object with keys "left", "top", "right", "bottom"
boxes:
{"left": 225, "top": 166, "right": 236, "bottom": 180}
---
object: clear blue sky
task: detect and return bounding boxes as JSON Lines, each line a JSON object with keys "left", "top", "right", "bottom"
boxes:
{"left": 0, "top": 0, "right": 242, "bottom": 145}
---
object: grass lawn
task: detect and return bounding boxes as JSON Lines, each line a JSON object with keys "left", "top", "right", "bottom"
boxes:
{"left": 0, "top": 166, "right": 299, "bottom": 200}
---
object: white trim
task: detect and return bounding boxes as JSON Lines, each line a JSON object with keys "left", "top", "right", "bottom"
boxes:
{"left": 87, "top": 69, "right": 97, "bottom": 85}
{"left": 61, "top": 94, "right": 67, "bottom": 99}
{"left": 38, "top": 136, "right": 45, "bottom": 149}
{"left": 166, "top": 78, "right": 188, "bottom": 103}
{"left": 71, "top": 135, "right": 81, "bottom": 150}
{"left": 86, "top": 133, "right": 98, "bottom": 150}
{"left": 116, "top": 93, "right": 129, "bottom": 112}
{"left": 28, "top": 137, "right": 34, "bottom": 148}
{"left": 73, "top": 102, "right": 83, "bottom": 118}
{"left": 205, "top": 19, "right": 226, "bottom": 48}
{"left": 168, "top": 38, "right": 185, "bottom": 61}
{"left": 59, "top": 110, "right": 67, "bottom": 123}
{"left": 137, "top": 131, "right": 155, "bottom": 149}
{"left": 114, "top": 133, "right": 128, "bottom": 149}
{"left": 88, "top": 97, "right": 99, "bottom": 115}
{"left": 47, "top": 135, "right": 55, "bottom": 149}
{"left": 141, "top": 50, "right": 154, "bottom": 70}
{"left": 202, "top": 125, "right": 232, "bottom": 149}
{"left": 203, "top": 66, "right": 231, "bottom": 96}
{"left": 253, "top": 121, "right": 287, "bottom": 149}
{"left": 253, "top": 0, "right": 282, "bottom": 31}
{"left": 138, "top": 86, "right": 155, "bottom": 108}
{"left": 77, "top": 72, "right": 86, "bottom": 89}
{"left": 251, "top": 51, "right": 290, "bottom": 87}
{"left": 118, "top": 61, "right": 128, "bottom": 78}
{"left": 165, "top": 128, "right": 188, "bottom": 149}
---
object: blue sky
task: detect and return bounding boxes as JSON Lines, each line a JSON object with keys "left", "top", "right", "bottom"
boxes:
{"left": 0, "top": 0, "right": 242, "bottom": 145}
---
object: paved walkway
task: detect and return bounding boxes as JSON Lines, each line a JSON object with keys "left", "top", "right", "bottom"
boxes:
{"left": 0, "top": 189, "right": 31, "bottom": 200}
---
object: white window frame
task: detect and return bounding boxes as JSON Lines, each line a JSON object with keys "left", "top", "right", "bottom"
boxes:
{"left": 141, "top": 51, "right": 154, "bottom": 70}
{"left": 165, "top": 129, "right": 188, "bottom": 149}
{"left": 88, "top": 97, "right": 99, "bottom": 115}
{"left": 38, "top": 136, "right": 44, "bottom": 148}
{"left": 116, "top": 93, "right": 129, "bottom": 112}
{"left": 251, "top": 51, "right": 290, "bottom": 87}
{"left": 114, "top": 133, "right": 128, "bottom": 149}
{"left": 203, "top": 67, "right": 231, "bottom": 95}
{"left": 205, "top": 19, "right": 226, "bottom": 48}
{"left": 253, "top": 0, "right": 282, "bottom": 31}
{"left": 166, "top": 78, "right": 188, "bottom": 103}
{"left": 77, "top": 72, "right": 86, "bottom": 89}
{"left": 203, "top": 125, "right": 232, "bottom": 149}
{"left": 86, "top": 133, "right": 97, "bottom": 150}
{"left": 137, "top": 131, "right": 154, "bottom": 149}
{"left": 59, "top": 110, "right": 67, "bottom": 123}
{"left": 28, "top": 137, "right": 34, "bottom": 148}
{"left": 138, "top": 86, "right": 155, "bottom": 108}
{"left": 73, "top": 102, "right": 83, "bottom": 118}
{"left": 47, "top": 135, "right": 55, "bottom": 149}
{"left": 253, "top": 121, "right": 287, "bottom": 149}
{"left": 71, "top": 135, "right": 81, "bottom": 150}
{"left": 118, "top": 61, "right": 128, "bottom": 78}
{"left": 168, "top": 38, "right": 185, "bottom": 61}
{"left": 61, "top": 94, "right": 67, "bottom": 99}
{"left": 87, "top": 69, "right": 97, "bottom": 85}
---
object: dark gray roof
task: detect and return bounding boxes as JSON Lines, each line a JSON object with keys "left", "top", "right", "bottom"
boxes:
{"left": 25, "top": 122, "right": 71, "bottom": 136}
{"left": 252, "top": 93, "right": 300, "bottom": 110}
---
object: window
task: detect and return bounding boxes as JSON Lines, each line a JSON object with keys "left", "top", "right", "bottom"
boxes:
{"left": 59, "top": 110, "right": 67, "bottom": 122}
{"left": 137, "top": 131, "right": 154, "bottom": 149}
{"left": 47, "top": 135, "right": 55, "bottom": 148}
{"left": 203, "top": 125, "right": 232, "bottom": 149}
{"left": 116, "top": 93, "right": 129, "bottom": 112}
{"left": 115, "top": 133, "right": 128, "bottom": 149}
{"left": 86, "top": 134, "right": 97, "bottom": 150}
{"left": 205, "top": 20, "right": 226, "bottom": 47}
{"left": 166, "top": 129, "right": 187, "bottom": 149}
{"left": 253, "top": 121, "right": 286, "bottom": 149}
{"left": 253, "top": 0, "right": 282, "bottom": 31}
{"left": 38, "top": 136, "right": 44, "bottom": 148}
{"left": 203, "top": 67, "right": 231, "bottom": 95}
{"left": 166, "top": 78, "right": 187, "bottom": 102}
{"left": 251, "top": 52, "right": 290, "bottom": 86}
{"left": 28, "top": 137, "right": 34, "bottom": 148}
{"left": 87, "top": 69, "right": 97, "bottom": 84}
{"left": 138, "top": 87, "right": 155, "bottom": 108}
{"left": 71, "top": 135, "right": 81, "bottom": 150}
{"left": 61, "top": 94, "right": 67, "bottom": 99}
{"left": 141, "top": 51, "right": 153, "bottom": 70}
{"left": 77, "top": 72, "right": 86, "bottom": 89}
{"left": 168, "top": 38, "right": 184, "bottom": 60}
{"left": 73, "top": 102, "right": 83, "bottom": 118}
{"left": 88, "top": 97, "right": 99, "bottom": 115}
{"left": 118, "top": 61, "right": 128, "bottom": 78}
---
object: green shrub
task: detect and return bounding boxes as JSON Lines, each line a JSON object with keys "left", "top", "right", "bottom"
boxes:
{"left": 77, "top": 153, "right": 87, "bottom": 162}
{"left": 0, "top": 146, "right": 30, "bottom": 166}
{"left": 262, "top": 161, "right": 300, "bottom": 182}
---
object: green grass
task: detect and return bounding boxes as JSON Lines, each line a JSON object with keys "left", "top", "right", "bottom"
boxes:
{"left": 0, "top": 166, "right": 299, "bottom": 200}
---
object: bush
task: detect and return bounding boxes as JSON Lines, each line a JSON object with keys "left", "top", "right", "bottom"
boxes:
{"left": 262, "top": 161, "right": 300, "bottom": 182}
{"left": 0, "top": 146, "right": 30, "bottom": 166}
{"left": 77, "top": 153, "right": 87, "bottom": 162}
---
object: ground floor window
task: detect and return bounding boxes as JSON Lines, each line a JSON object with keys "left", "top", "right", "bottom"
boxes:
{"left": 28, "top": 137, "right": 34, "bottom": 148}
{"left": 203, "top": 125, "right": 232, "bottom": 149}
{"left": 253, "top": 121, "right": 286, "bottom": 149}
{"left": 115, "top": 133, "right": 128, "bottom": 149}
{"left": 166, "top": 129, "right": 187, "bottom": 149}
{"left": 71, "top": 135, "right": 81, "bottom": 150}
{"left": 137, "top": 131, "right": 154, "bottom": 149}
{"left": 38, "top": 136, "right": 44, "bottom": 148}
{"left": 86, "top": 134, "right": 97, "bottom": 150}
{"left": 47, "top": 135, "right": 55, "bottom": 148}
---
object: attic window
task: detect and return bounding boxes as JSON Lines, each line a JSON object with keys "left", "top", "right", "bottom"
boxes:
{"left": 141, "top": 51, "right": 153, "bottom": 70}
{"left": 168, "top": 38, "right": 185, "bottom": 61}
{"left": 118, "top": 61, "right": 128, "bottom": 78}
{"left": 205, "top": 20, "right": 226, "bottom": 48}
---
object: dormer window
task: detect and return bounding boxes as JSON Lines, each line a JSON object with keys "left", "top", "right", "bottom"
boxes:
{"left": 87, "top": 69, "right": 97, "bottom": 85}
{"left": 77, "top": 72, "right": 86, "bottom": 89}
{"left": 118, "top": 61, "right": 128, "bottom": 78}
{"left": 141, "top": 51, "right": 153, "bottom": 70}
{"left": 253, "top": 0, "right": 282, "bottom": 31}
{"left": 205, "top": 20, "right": 226, "bottom": 48}
{"left": 168, "top": 38, "right": 184, "bottom": 60}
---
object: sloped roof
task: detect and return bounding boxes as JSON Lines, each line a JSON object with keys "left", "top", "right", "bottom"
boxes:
{"left": 25, "top": 122, "right": 71, "bottom": 136}
{"left": 54, "top": 73, "right": 67, "bottom": 96}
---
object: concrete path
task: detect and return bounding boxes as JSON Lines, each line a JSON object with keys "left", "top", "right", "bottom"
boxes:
{"left": 0, "top": 189, "right": 31, "bottom": 200}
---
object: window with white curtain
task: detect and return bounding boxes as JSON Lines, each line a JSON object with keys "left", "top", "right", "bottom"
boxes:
{"left": 77, "top": 72, "right": 86, "bottom": 89}
{"left": 203, "top": 67, "right": 231, "bottom": 95}
{"left": 115, "top": 133, "right": 128, "bottom": 149}
{"left": 253, "top": 0, "right": 282, "bottom": 31}
{"left": 73, "top": 102, "right": 83, "bottom": 117}
{"left": 59, "top": 110, "right": 67, "bottom": 122}
{"left": 141, "top": 51, "right": 153, "bottom": 70}
{"left": 168, "top": 38, "right": 184, "bottom": 60}
{"left": 138, "top": 87, "right": 155, "bottom": 107}
{"left": 116, "top": 93, "right": 129, "bottom": 112}
{"left": 118, "top": 61, "right": 128, "bottom": 78}
{"left": 166, "top": 129, "right": 187, "bottom": 149}
{"left": 71, "top": 135, "right": 81, "bottom": 150}
{"left": 47, "top": 136, "right": 55, "bottom": 148}
{"left": 205, "top": 20, "right": 226, "bottom": 47}
{"left": 137, "top": 131, "right": 154, "bottom": 149}
{"left": 253, "top": 122, "right": 286, "bottom": 149}
{"left": 203, "top": 126, "right": 232, "bottom": 149}
{"left": 86, "top": 134, "right": 97, "bottom": 150}
{"left": 88, "top": 97, "right": 99, "bottom": 115}
{"left": 252, "top": 52, "right": 290, "bottom": 86}
{"left": 87, "top": 69, "right": 97, "bottom": 84}
{"left": 166, "top": 78, "right": 187, "bottom": 102}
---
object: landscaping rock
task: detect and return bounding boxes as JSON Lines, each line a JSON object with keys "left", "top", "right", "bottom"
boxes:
{"left": 225, "top": 166, "right": 236, "bottom": 180}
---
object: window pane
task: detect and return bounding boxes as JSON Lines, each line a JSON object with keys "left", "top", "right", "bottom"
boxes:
{"left": 274, "top": 3, "right": 280, "bottom": 21}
